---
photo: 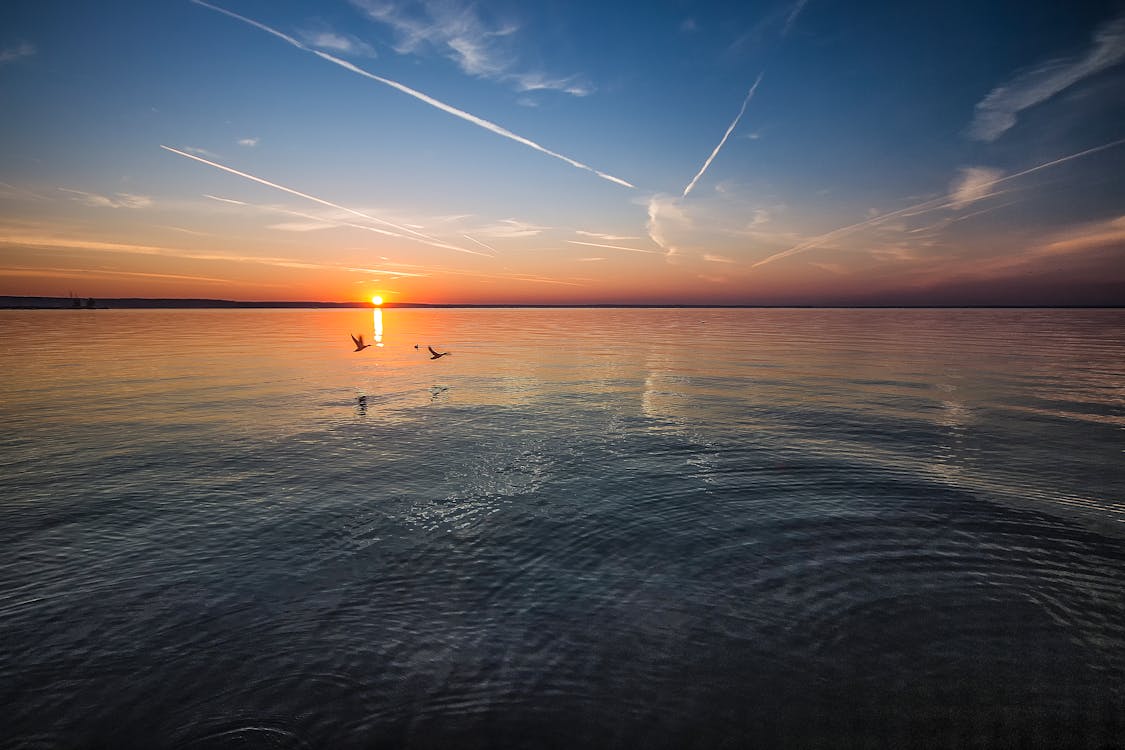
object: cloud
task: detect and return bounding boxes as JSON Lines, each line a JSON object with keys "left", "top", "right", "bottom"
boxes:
{"left": 1039, "top": 215, "right": 1125, "bottom": 255}
{"left": 162, "top": 145, "right": 485, "bottom": 255}
{"left": 59, "top": 188, "right": 153, "bottom": 209}
{"left": 192, "top": 1, "right": 631, "bottom": 188}
{"left": 473, "top": 218, "right": 548, "bottom": 238}
{"left": 646, "top": 194, "right": 689, "bottom": 261}
{"left": 237, "top": 137, "right": 259, "bottom": 147}
{"left": 267, "top": 221, "right": 337, "bottom": 232}
{"left": 0, "top": 265, "right": 242, "bottom": 286}
{"left": 349, "top": 0, "right": 588, "bottom": 95}
{"left": 183, "top": 145, "right": 221, "bottom": 159}
{"left": 577, "top": 257, "right": 606, "bottom": 262}
{"left": 968, "top": 12, "right": 1125, "bottom": 141}
{"left": 683, "top": 74, "right": 763, "bottom": 197}
{"left": 703, "top": 253, "right": 736, "bottom": 263}
{"left": 300, "top": 29, "right": 376, "bottom": 57}
{"left": 948, "top": 167, "right": 1004, "bottom": 209}
{"left": 0, "top": 42, "right": 35, "bottom": 65}
{"left": 576, "top": 230, "right": 642, "bottom": 241}
{"left": 751, "top": 136, "right": 1125, "bottom": 268}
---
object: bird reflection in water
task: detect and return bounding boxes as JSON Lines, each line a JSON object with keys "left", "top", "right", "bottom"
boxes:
{"left": 356, "top": 394, "right": 368, "bottom": 415}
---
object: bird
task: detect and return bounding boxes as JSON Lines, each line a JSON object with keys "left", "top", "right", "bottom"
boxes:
{"left": 351, "top": 334, "right": 372, "bottom": 352}
{"left": 428, "top": 345, "right": 449, "bottom": 359}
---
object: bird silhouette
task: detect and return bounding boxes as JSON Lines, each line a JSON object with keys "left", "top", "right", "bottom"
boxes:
{"left": 351, "top": 334, "right": 372, "bottom": 352}
{"left": 428, "top": 346, "right": 449, "bottom": 359}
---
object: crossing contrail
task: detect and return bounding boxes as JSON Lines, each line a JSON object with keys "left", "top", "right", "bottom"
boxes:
{"left": 191, "top": 0, "right": 635, "bottom": 189}
{"left": 161, "top": 145, "right": 487, "bottom": 256}
{"left": 683, "top": 74, "right": 763, "bottom": 197}
{"left": 751, "top": 136, "right": 1125, "bottom": 268}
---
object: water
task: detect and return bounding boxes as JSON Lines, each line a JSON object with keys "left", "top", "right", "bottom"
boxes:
{"left": 1, "top": 308, "right": 1123, "bottom": 748}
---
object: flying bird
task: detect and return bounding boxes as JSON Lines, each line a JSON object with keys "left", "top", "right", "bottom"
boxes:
{"left": 428, "top": 346, "right": 449, "bottom": 359}
{"left": 351, "top": 334, "right": 372, "bottom": 352}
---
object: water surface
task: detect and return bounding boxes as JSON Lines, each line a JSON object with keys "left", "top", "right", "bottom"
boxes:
{"left": 1, "top": 308, "right": 1123, "bottom": 748}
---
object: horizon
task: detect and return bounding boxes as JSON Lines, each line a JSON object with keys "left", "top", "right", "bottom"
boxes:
{"left": 2, "top": 0, "right": 1124, "bottom": 305}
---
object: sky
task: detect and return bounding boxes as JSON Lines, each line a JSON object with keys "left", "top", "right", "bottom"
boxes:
{"left": 1, "top": 0, "right": 1124, "bottom": 305}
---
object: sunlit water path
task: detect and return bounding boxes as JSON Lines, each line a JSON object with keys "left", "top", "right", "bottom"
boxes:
{"left": 1, "top": 308, "right": 1123, "bottom": 748}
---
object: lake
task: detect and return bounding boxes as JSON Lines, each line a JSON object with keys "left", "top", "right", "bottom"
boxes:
{"left": 1, "top": 308, "right": 1123, "bottom": 748}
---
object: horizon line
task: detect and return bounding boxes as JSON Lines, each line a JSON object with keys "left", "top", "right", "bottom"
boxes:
{"left": 2, "top": 295, "right": 1123, "bottom": 310}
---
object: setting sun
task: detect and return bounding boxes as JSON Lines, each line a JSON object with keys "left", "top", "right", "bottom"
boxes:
{"left": 371, "top": 295, "right": 383, "bottom": 306}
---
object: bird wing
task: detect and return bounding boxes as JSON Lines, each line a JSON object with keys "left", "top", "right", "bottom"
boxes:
{"left": 351, "top": 334, "right": 361, "bottom": 346}
{"left": 428, "top": 345, "right": 440, "bottom": 356}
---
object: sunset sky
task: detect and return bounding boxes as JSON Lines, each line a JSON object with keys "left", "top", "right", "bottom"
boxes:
{"left": 1, "top": 0, "right": 1123, "bottom": 305}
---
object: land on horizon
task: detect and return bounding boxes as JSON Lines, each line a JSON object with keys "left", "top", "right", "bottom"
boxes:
{"left": 2, "top": 295, "right": 1122, "bottom": 310}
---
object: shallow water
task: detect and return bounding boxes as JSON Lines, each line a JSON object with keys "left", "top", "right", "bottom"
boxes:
{"left": 1, "top": 308, "right": 1123, "bottom": 748}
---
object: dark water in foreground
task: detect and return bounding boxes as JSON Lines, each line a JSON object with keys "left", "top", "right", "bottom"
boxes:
{"left": 1, "top": 308, "right": 1123, "bottom": 749}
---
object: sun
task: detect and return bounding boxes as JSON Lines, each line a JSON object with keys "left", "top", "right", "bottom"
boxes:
{"left": 371, "top": 295, "right": 384, "bottom": 306}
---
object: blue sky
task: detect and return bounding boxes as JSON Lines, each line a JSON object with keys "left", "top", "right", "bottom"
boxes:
{"left": 1, "top": 0, "right": 1123, "bottom": 303}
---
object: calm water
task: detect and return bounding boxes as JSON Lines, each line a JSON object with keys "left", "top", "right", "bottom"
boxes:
{"left": 1, "top": 308, "right": 1123, "bottom": 749}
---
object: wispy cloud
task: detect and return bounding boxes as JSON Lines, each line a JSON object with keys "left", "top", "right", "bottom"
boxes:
{"left": 948, "top": 167, "right": 1004, "bottom": 209}
{"left": 683, "top": 74, "right": 763, "bottom": 197}
{"left": 237, "top": 137, "right": 259, "bottom": 147}
{"left": 192, "top": 0, "right": 632, "bottom": 188}
{"left": 646, "top": 194, "right": 688, "bottom": 261}
{"left": 349, "top": 0, "right": 588, "bottom": 95}
{"left": 577, "top": 257, "right": 606, "bottom": 262}
{"left": 0, "top": 42, "right": 35, "bottom": 65}
{"left": 161, "top": 144, "right": 485, "bottom": 255}
{"left": 267, "top": 221, "right": 338, "bottom": 232}
{"left": 183, "top": 145, "right": 221, "bottom": 159}
{"left": 0, "top": 265, "right": 245, "bottom": 285}
{"left": 576, "top": 230, "right": 642, "bottom": 241}
{"left": 473, "top": 218, "right": 548, "bottom": 239}
{"left": 567, "top": 240, "right": 659, "bottom": 254}
{"left": 300, "top": 28, "right": 376, "bottom": 57}
{"left": 0, "top": 232, "right": 412, "bottom": 277}
{"left": 1039, "top": 215, "right": 1125, "bottom": 255}
{"left": 751, "top": 136, "right": 1125, "bottom": 268}
{"left": 703, "top": 253, "right": 737, "bottom": 263}
{"left": 59, "top": 188, "right": 153, "bottom": 209}
{"left": 968, "top": 12, "right": 1125, "bottom": 141}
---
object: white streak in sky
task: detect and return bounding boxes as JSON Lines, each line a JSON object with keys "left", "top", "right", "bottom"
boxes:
{"left": 683, "top": 74, "right": 763, "bottom": 197}
{"left": 462, "top": 234, "right": 498, "bottom": 254}
{"left": 204, "top": 194, "right": 248, "bottom": 205}
{"left": 567, "top": 240, "right": 659, "bottom": 254}
{"left": 751, "top": 136, "right": 1125, "bottom": 268}
{"left": 782, "top": 0, "right": 809, "bottom": 36}
{"left": 161, "top": 145, "right": 486, "bottom": 256}
{"left": 191, "top": 0, "right": 634, "bottom": 189}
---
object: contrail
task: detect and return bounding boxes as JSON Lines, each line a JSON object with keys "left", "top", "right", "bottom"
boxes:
{"left": 462, "top": 234, "right": 499, "bottom": 254}
{"left": 567, "top": 240, "right": 659, "bottom": 254}
{"left": 683, "top": 74, "right": 763, "bottom": 197}
{"left": 191, "top": 0, "right": 635, "bottom": 190}
{"left": 161, "top": 145, "right": 487, "bottom": 256}
{"left": 751, "top": 136, "right": 1125, "bottom": 268}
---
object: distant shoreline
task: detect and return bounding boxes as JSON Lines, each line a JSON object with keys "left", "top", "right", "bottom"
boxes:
{"left": 2, "top": 296, "right": 1122, "bottom": 310}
